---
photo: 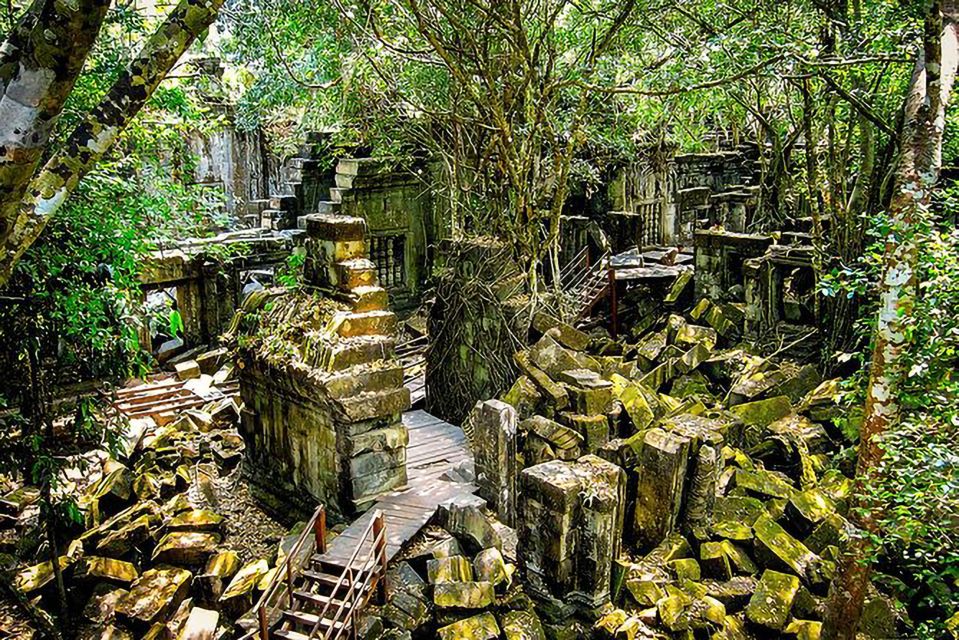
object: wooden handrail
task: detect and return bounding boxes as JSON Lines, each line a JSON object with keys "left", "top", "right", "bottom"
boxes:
{"left": 237, "top": 503, "right": 327, "bottom": 640}
{"left": 306, "top": 510, "right": 388, "bottom": 640}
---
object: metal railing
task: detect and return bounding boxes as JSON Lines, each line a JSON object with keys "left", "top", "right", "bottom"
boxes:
{"left": 305, "top": 510, "right": 387, "bottom": 640}
{"left": 236, "top": 504, "right": 327, "bottom": 640}
{"left": 558, "top": 249, "right": 612, "bottom": 322}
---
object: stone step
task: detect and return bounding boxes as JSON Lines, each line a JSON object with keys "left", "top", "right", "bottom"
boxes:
{"left": 316, "top": 200, "right": 341, "bottom": 215}
{"left": 349, "top": 286, "right": 389, "bottom": 313}
{"left": 337, "top": 387, "right": 411, "bottom": 422}
{"left": 329, "top": 187, "right": 348, "bottom": 203}
{"left": 324, "top": 363, "right": 404, "bottom": 399}
{"left": 278, "top": 611, "right": 344, "bottom": 633}
{"left": 269, "top": 194, "right": 298, "bottom": 211}
{"left": 335, "top": 310, "right": 396, "bottom": 338}
{"left": 335, "top": 172, "right": 355, "bottom": 190}
{"left": 323, "top": 336, "right": 396, "bottom": 371}
{"left": 333, "top": 258, "right": 377, "bottom": 290}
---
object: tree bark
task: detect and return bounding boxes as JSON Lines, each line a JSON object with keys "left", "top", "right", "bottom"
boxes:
{"left": 821, "top": 2, "right": 959, "bottom": 638}
{"left": 0, "top": 0, "right": 110, "bottom": 230}
{"left": 0, "top": 0, "right": 225, "bottom": 287}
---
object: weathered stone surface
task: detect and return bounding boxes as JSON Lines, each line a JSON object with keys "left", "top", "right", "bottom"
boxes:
{"left": 633, "top": 428, "right": 690, "bottom": 550}
{"left": 520, "top": 455, "right": 625, "bottom": 617}
{"left": 521, "top": 415, "right": 583, "bottom": 458}
{"left": 560, "top": 412, "right": 609, "bottom": 454}
{"left": 528, "top": 334, "right": 601, "bottom": 378}
{"left": 784, "top": 619, "right": 823, "bottom": 640}
{"left": 704, "top": 576, "right": 758, "bottom": 611}
{"left": 503, "top": 376, "right": 542, "bottom": 419}
{"left": 734, "top": 468, "right": 795, "bottom": 499}
{"left": 427, "top": 556, "right": 473, "bottom": 583}
{"left": 501, "top": 610, "right": 547, "bottom": 640}
{"left": 469, "top": 399, "right": 518, "bottom": 527}
{"left": 152, "top": 531, "right": 221, "bottom": 566}
{"left": 115, "top": 568, "right": 192, "bottom": 630}
{"left": 745, "top": 570, "right": 800, "bottom": 631}
{"left": 437, "top": 612, "right": 501, "bottom": 640}
{"left": 166, "top": 509, "right": 224, "bottom": 533}
{"left": 175, "top": 360, "right": 201, "bottom": 380}
{"left": 784, "top": 489, "right": 836, "bottom": 536}
{"left": 532, "top": 312, "right": 590, "bottom": 352}
{"left": 219, "top": 558, "right": 268, "bottom": 617}
{"left": 176, "top": 607, "right": 219, "bottom": 640}
{"left": 753, "top": 515, "right": 831, "bottom": 587}
{"left": 14, "top": 540, "right": 84, "bottom": 593}
{"left": 609, "top": 374, "right": 659, "bottom": 431}
{"left": 683, "top": 444, "right": 719, "bottom": 533}
{"left": 74, "top": 556, "right": 139, "bottom": 586}
{"left": 433, "top": 581, "right": 495, "bottom": 608}
{"left": 730, "top": 395, "right": 792, "bottom": 427}
{"left": 473, "top": 547, "right": 510, "bottom": 589}
{"left": 437, "top": 494, "right": 501, "bottom": 554}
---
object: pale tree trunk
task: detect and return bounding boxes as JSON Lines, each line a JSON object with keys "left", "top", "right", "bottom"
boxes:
{"left": 821, "top": 2, "right": 959, "bottom": 638}
{"left": 0, "top": 0, "right": 226, "bottom": 287}
{"left": 0, "top": 0, "right": 111, "bottom": 226}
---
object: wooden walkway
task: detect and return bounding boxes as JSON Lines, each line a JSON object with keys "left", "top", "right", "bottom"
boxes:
{"left": 314, "top": 410, "right": 475, "bottom": 570}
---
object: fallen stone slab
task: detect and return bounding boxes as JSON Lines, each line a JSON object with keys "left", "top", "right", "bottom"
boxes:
{"left": 115, "top": 567, "right": 192, "bottom": 631}
{"left": 152, "top": 531, "right": 221, "bottom": 566}
{"left": 753, "top": 515, "right": 832, "bottom": 588}
{"left": 74, "top": 556, "right": 139, "bottom": 586}
{"left": 437, "top": 494, "right": 501, "bottom": 554}
{"left": 500, "top": 609, "right": 547, "bottom": 640}
{"left": 427, "top": 556, "right": 473, "bottom": 583}
{"left": 745, "top": 569, "right": 800, "bottom": 631}
{"left": 437, "top": 612, "right": 501, "bottom": 640}
{"left": 176, "top": 607, "right": 219, "bottom": 640}
{"left": 433, "top": 581, "right": 495, "bottom": 608}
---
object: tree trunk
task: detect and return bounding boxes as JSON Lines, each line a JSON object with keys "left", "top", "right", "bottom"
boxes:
{"left": 0, "top": 0, "right": 110, "bottom": 227}
{"left": 0, "top": 0, "right": 225, "bottom": 287}
{"left": 821, "top": 3, "right": 959, "bottom": 638}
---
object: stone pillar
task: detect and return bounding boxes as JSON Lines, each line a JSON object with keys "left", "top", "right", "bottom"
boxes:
{"left": 469, "top": 399, "right": 518, "bottom": 527}
{"left": 632, "top": 428, "right": 691, "bottom": 551}
{"left": 519, "top": 455, "right": 625, "bottom": 622}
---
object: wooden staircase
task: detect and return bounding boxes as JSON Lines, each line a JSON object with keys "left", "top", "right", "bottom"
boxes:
{"left": 559, "top": 247, "right": 612, "bottom": 321}
{"left": 240, "top": 505, "right": 388, "bottom": 640}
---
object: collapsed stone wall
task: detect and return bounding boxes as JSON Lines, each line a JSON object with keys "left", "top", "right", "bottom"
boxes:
{"left": 452, "top": 292, "right": 896, "bottom": 638}
{"left": 237, "top": 215, "right": 410, "bottom": 516}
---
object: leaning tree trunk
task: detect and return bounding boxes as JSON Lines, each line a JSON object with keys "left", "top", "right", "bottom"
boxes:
{"left": 0, "top": 0, "right": 226, "bottom": 287}
{"left": 821, "top": 3, "right": 959, "bottom": 638}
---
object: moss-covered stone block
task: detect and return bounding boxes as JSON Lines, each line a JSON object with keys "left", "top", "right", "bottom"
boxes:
{"left": 745, "top": 569, "right": 800, "bottom": 631}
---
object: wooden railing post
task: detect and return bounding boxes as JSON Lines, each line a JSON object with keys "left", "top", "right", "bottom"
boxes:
{"left": 258, "top": 606, "right": 269, "bottom": 640}
{"left": 314, "top": 505, "right": 327, "bottom": 555}
{"left": 285, "top": 559, "right": 293, "bottom": 606}
{"left": 608, "top": 264, "right": 618, "bottom": 339}
{"left": 372, "top": 511, "right": 387, "bottom": 605}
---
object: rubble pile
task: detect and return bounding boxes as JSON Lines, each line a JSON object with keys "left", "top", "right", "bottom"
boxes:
{"left": 359, "top": 495, "right": 549, "bottom": 640}
{"left": 0, "top": 355, "right": 304, "bottom": 639}
{"left": 494, "top": 299, "right": 897, "bottom": 639}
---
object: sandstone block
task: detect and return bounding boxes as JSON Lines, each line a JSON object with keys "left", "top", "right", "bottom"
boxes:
{"left": 116, "top": 568, "right": 192, "bottom": 630}
{"left": 746, "top": 570, "right": 800, "bottom": 631}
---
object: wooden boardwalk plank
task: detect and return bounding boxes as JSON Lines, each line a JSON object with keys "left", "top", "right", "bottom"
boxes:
{"left": 316, "top": 410, "right": 476, "bottom": 570}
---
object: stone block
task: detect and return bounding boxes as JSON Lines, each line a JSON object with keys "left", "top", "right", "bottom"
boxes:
{"left": 531, "top": 311, "right": 590, "bottom": 352}
{"left": 730, "top": 395, "right": 793, "bottom": 427}
{"left": 500, "top": 609, "right": 546, "bottom": 640}
{"left": 437, "top": 612, "right": 500, "bottom": 640}
{"left": 335, "top": 310, "right": 397, "bottom": 338}
{"left": 437, "top": 494, "right": 502, "bottom": 554}
{"left": 151, "top": 532, "right": 220, "bottom": 566}
{"left": 519, "top": 456, "right": 625, "bottom": 616}
{"left": 469, "top": 399, "right": 518, "bottom": 527}
{"left": 428, "top": 555, "right": 473, "bottom": 583}
{"left": 528, "top": 334, "right": 601, "bottom": 379}
{"left": 633, "top": 429, "right": 690, "bottom": 551}
{"left": 174, "top": 360, "right": 201, "bottom": 380}
{"left": 521, "top": 415, "right": 583, "bottom": 457}
{"left": 745, "top": 570, "right": 800, "bottom": 631}
{"left": 753, "top": 515, "right": 832, "bottom": 588}
{"left": 304, "top": 213, "right": 367, "bottom": 241}
{"left": 560, "top": 412, "right": 609, "bottom": 454}
{"left": 115, "top": 568, "right": 192, "bottom": 631}
{"left": 433, "top": 581, "right": 494, "bottom": 608}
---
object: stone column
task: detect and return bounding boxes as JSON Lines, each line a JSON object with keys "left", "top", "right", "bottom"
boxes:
{"left": 519, "top": 455, "right": 625, "bottom": 622}
{"left": 468, "top": 399, "right": 518, "bottom": 527}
